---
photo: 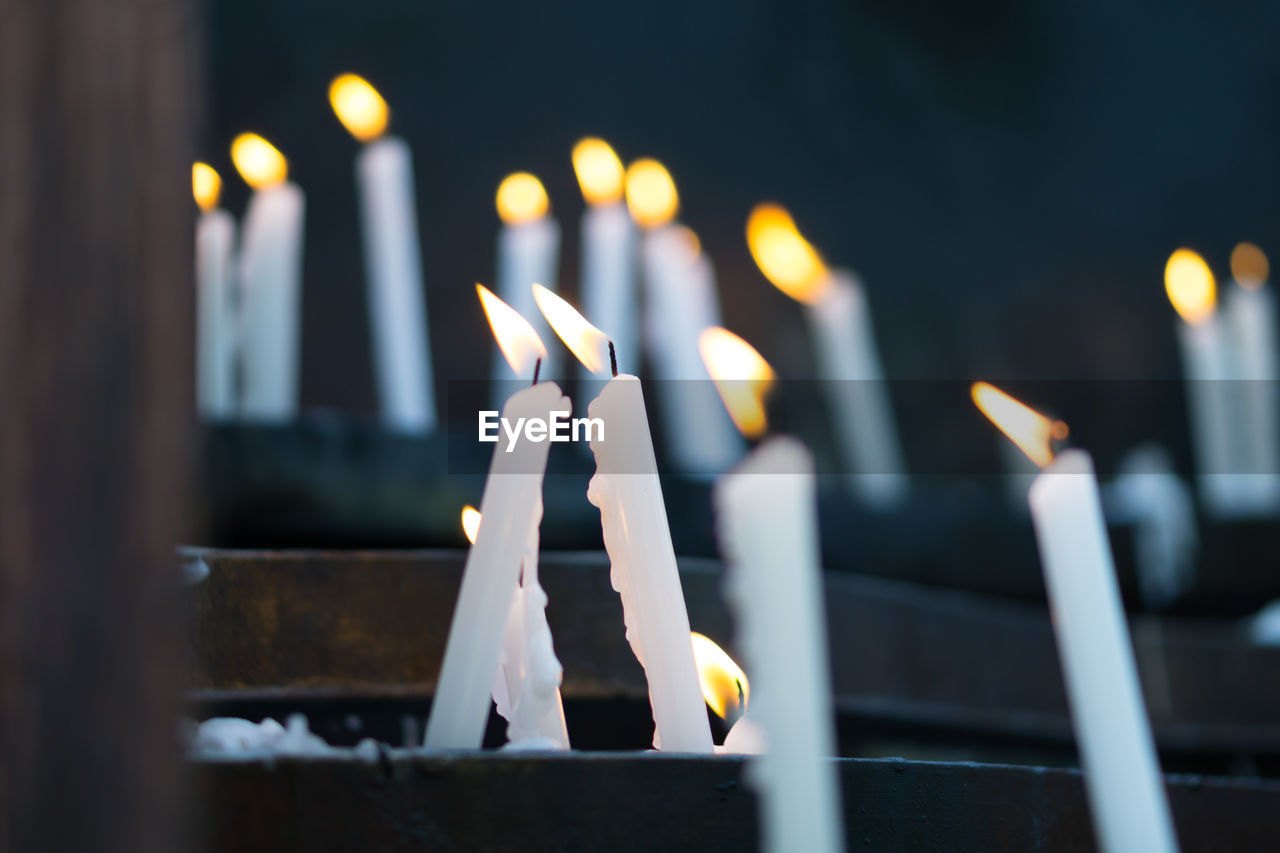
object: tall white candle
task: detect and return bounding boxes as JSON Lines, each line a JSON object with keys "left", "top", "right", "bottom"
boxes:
{"left": 192, "top": 162, "right": 237, "bottom": 419}
{"left": 533, "top": 285, "right": 713, "bottom": 752}
{"left": 425, "top": 286, "right": 567, "bottom": 750}
{"left": 231, "top": 133, "right": 305, "bottom": 422}
{"left": 973, "top": 383, "right": 1178, "bottom": 853}
{"left": 747, "top": 203, "right": 907, "bottom": 507}
{"left": 626, "top": 158, "right": 741, "bottom": 477}
{"left": 1225, "top": 242, "right": 1280, "bottom": 511}
{"left": 330, "top": 74, "right": 436, "bottom": 434}
{"left": 493, "top": 172, "right": 561, "bottom": 407}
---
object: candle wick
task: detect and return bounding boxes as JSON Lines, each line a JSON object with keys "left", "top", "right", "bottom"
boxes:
{"left": 532, "top": 357, "right": 542, "bottom": 386}
{"left": 736, "top": 679, "right": 745, "bottom": 714}
{"left": 608, "top": 341, "right": 618, "bottom": 377}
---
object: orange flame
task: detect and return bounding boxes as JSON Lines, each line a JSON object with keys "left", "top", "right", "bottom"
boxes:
{"left": 496, "top": 172, "right": 549, "bottom": 224}
{"left": 477, "top": 283, "right": 547, "bottom": 377}
{"left": 624, "top": 158, "right": 678, "bottom": 228}
{"left": 328, "top": 73, "right": 389, "bottom": 142}
{"left": 746, "top": 203, "right": 829, "bottom": 304}
{"left": 698, "top": 327, "right": 776, "bottom": 439}
{"left": 970, "top": 382, "right": 1068, "bottom": 469}
{"left": 690, "top": 632, "right": 749, "bottom": 720}
{"left": 1231, "top": 242, "right": 1269, "bottom": 291}
{"left": 532, "top": 284, "right": 611, "bottom": 375}
{"left": 461, "top": 506, "right": 481, "bottom": 545}
{"left": 230, "top": 133, "right": 288, "bottom": 190}
{"left": 572, "top": 138, "right": 625, "bottom": 206}
{"left": 1165, "top": 248, "right": 1216, "bottom": 325}
{"left": 192, "top": 162, "right": 222, "bottom": 212}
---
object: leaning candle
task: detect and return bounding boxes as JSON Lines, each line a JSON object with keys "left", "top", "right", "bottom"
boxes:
{"left": 424, "top": 285, "right": 569, "bottom": 750}
{"left": 231, "top": 133, "right": 305, "bottom": 422}
{"left": 330, "top": 74, "right": 436, "bottom": 434}
{"left": 533, "top": 284, "right": 713, "bottom": 752}
{"left": 192, "top": 162, "right": 237, "bottom": 419}
{"left": 972, "top": 382, "right": 1178, "bottom": 853}
{"left": 1225, "top": 242, "right": 1280, "bottom": 511}
{"left": 493, "top": 172, "right": 561, "bottom": 407}
{"left": 747, "top": 203, "right": 907, "bottom": 507}
{"left": 572, "top": 138, "right": 636, "bottom": 397}
{"left": 625, "top": 158, "right": 740, "bottom": 476}
{"left": 702, "top": 327, "right": 844, "bottom": 853}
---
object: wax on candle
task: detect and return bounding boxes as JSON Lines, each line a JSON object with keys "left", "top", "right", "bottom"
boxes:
{"left": 231, "top": 133, "right": 305, "bottom": 422}
{"left": 973, "top": 383, "right": 1178, "bottom": 853}
{"left": 193, "top": 162, "right": 237, "bottom": 419}
{"left": 1225, "top": 242, "right": 1280, "bottom": 510}
{"left": 330, "top": 74, "right": 437, "bottom": 434}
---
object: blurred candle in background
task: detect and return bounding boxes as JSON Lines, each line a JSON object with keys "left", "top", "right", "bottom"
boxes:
{"left": 747, "top": 203, "right": 907, "bottom": 508}
{"left": 330, "top": 73, "right": 436, "bottom": 434}
{"left": 972, "top": 383, "right": 1178, "bottom": 853}
{"left": 572, "top": 138, "right": 636, "bottom": 397}
{"left": 494, "top": 172, "right": 561, "bottom": 407}
{"left": 231, "top": 133, "right": 305, "bottom": 422}
{"left": 192, "top": 162, "right": 237, "bottom": 419}
{"left": 625, "top": 158, "right": 740, "bottom": 477}
{"left": 1225, "top": 242, "right": 1280, "bottom": 511}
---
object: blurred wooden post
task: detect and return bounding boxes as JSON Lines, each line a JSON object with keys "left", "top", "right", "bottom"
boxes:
{"left": 0, "top": 1, "right": 197, "bottom": 851}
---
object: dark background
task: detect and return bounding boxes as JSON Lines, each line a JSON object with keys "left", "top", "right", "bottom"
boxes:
{"left": 200, "top": 0, "right": 1280, "bottom": 469}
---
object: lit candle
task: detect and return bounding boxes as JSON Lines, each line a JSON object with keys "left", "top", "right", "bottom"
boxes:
{"left": 461, "top": 506, "right": 569, "bottom": 749}
{"left": 1165, "top": 248, "right": 1247, "bottom": 517}
{"left": 690, "top": 632, "right": 766, "bottom": 754}
{"left": 701, "top": 327, "right": 844, "bottom": 853}
{"left": 424, "top": 285, "right": 570, "bottom": 750}
{"left": 972, "top": 382, "right": 1178, "bottom": 853}
{"left": 1225, "top": 242, "right": 1280, "bottom": 510}
{"left": 747, "top": 203, "right": 907, "bottom": 507}
{"left": 231, "top": 133, "right": 305, "bottom": 422}
{"left": 625, "top": 158, "right": 741, "bottom": 477}
{"left": 192, "top": 162, "right": 237, "bottom": 419}
{"left": 493, "top": 172, "right": 560, "bottom": 407}
{"left": 533, "top": 284, "right": 713, "bottom": 752}
{"left": 330, "top": 74, "right": 436, "bottom": 434}
{"left": 572, "top": 138, "right": 636, "bottom": 397}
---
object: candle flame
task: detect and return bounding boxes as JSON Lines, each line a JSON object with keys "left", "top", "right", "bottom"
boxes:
{"left": 328, "top": 73, "right": 389, "bottom": 142}
{"left": 192, "top": 162, "right": 222, "bottom": 212}
{"left": 572, "top": 138, "right": 625, "bottom": 206}
{"left": 1165, "top": 248, "right": 1216, "bottom": 325}
{"left": 496, "top": 172, "right": 549, "bottom": 224}
{"left": 461, "top": 505, "right": 481, "bottom": 545}
{"left": 691, "top": 632, "right": 749, "bottom": 720}
{"left": 1231, "top": 242, "right": 1269, "bottom": 291}
{"left": 970, "top": 382, "right": 1068, "bottom": 469}
{"left": 230, "top": 133, "right": 288, "bottom": 190}
{"left": 698, "top": 327, "right": 776, "bottom": 439}
{"left": 477, "top": 283, "right": 547, "bottom": 377}
{"left": 624, "top": 158, "right": 678, "bottom": 228}
{"left": 532, "top": 284, "right": 611, "bottom": 375}
{"left": 746, "top": 203, "right": 829, "bottom": 304}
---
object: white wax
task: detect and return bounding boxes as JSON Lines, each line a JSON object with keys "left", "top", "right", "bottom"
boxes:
{"left": 579, "top": 203, "right": 637, "bottom": 396}
{"left": 1226, "top": 283, "right": 1280, "bottom": 511}
{"left": 585, "top": 374, "right": 713, "bottom": 752}
{"left": 640, "top": 226, "right": 742, "bottom": 477}
{"left": 195, "top": 208, "right": 237, "bottom": 419}
{"left": 1028, "top": 450, "right": 1178, "bottom": 853}
{"left": 356, "top": 137, "right": 436, "bottom": 434}
{"left": 494, "top": 217, "right": 561, "bottom": 404}
{"left": 425, "top": 381, "right": 569, "bottom": 749}
{"left": 713, "top": 436, "right": 843, "bottom": 853}
{"left": 806, "top": 270, "right": 907, "bottom": 507}
{"left": 1175, "top": 316, "right": 1249, "bottom": 517}
{"left": 238, "top": 182, "right": 305, "bottom": 422}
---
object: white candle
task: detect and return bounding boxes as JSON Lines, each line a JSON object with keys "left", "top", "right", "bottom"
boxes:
{"left": 747, "top": 203, "right": 907, "bottom": 507}
{"left": 493, "top": 172, "right": 561, "bottom": 407}
{"left": 192, "top": 162, "right": 237, "bottom": 419}
{"left": 231, "top": 133, "right": 305, "bottom": 422}
{"left": 330, "top": 75, "right": 436, "bottom": 434}
{"left": 973, "top": 383, "right": 1178, "bottom": 853}
{"left": 572, "top": 139, "right": 637, "bottom": 397}
{"left": 425, "top": 287, "right": 567, "bottom": 750}
{"left": 1225, "top": 242, "right": 1280, "bottom": 511}
{"left": 533, "top": 285, "right": 713, "bottom": 752}
{"left": 626, "top": 158, "right": 741, "bottom": 477}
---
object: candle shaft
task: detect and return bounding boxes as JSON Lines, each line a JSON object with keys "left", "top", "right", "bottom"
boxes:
{"left": 1226, "top": 284, "right": 1280, "bottom": 508}
{"left": 196, "top": 208, "right": 237, "bottom": 418}
{"left": 1176, "top": 316, "right": 1247, "bottom": 516}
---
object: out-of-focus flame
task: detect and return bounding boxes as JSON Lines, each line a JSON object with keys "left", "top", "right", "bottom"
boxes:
{"left": 231, "top": 133, "right": 288, "bottom": 190}
{"left": 1165, "top": 248, "right": 1216, "bottom": 325}
{"left": 496, "top": 172, "right": 549, "bottom": 224}
{"left": 746, "top": 203, "right": 829, "bottom": 304}
{"left": 624, "top": 158, "right": 678, "bottom": 228}
{"left": 698, "top": 327, "right": 776, "bottom": 440}
{"left": 970, "top": 382, "right": 1068, "bottom": 469}
{"left": 1231, "top": 242, "right": 1269, "bottom": 291}
{"left": 572, "top": 138, "right": 625, "bottom": 206}
{"left": 328, "top": 73, "right": 389, "bottom": 142}
{"left": 461, "top": 506, "right": 481, "bottom": 545}
{"left": 690, "top": 632, "right": 749, "bottom": 720}
{"left": 532, "top": 284, "right": 611, "bottom": 375}
{"left": 192, "top": 162, "right": 222, "bottom": 212}
{"left": 477, "top": 283, "right": 548, "bottom": 377}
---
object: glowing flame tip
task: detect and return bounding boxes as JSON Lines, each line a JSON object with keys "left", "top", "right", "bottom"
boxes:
{"left": 329, "top": 73, "right": 389, "bottom": 142}
{"left": 970, "top": 382, "right": 1066, "bottom": 468}
{"left": 690, "top": 632, "right": 749, "bottom": 720}
{"left": 699, "top": 327, "right": 775, "bottom": 439}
